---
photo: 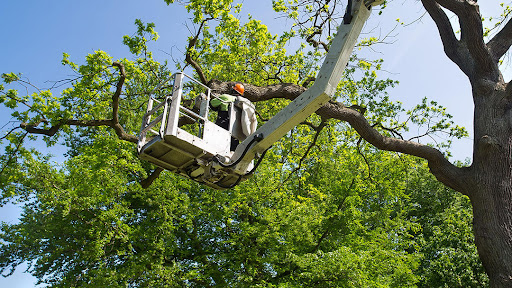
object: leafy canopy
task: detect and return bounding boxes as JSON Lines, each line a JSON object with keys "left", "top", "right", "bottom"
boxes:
{"left": 0, "top": 0, "right": 483, "bottom": 287}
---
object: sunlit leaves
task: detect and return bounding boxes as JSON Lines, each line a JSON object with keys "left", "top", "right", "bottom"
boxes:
{"left": 122, "top": 19, "right": 159, "bottom": 55}
{"left": 0, "top": 1, "right": 485, "bottom": 286}
{"left": 1, "top": 72, "right": 20, "bottom": 84}
{"left": 405, "top": 98, "right": 469, "bottom": 152}
{"left": 179, "top": 0, "right": 236, "bottom": 23}
{"left": 196, "top": 14, "right": 305, "bottom": 86}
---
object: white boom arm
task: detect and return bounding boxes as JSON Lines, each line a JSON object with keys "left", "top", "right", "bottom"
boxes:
{"left": 230, "top": 0, "right": 380, "bottom": 174}
{"left": 137, "top": 0, "right": 383, "bottom": 189}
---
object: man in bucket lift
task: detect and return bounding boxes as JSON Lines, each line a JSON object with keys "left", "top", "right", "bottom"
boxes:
{"left": 210, "top": 83, "right": 257, "bottom": 151}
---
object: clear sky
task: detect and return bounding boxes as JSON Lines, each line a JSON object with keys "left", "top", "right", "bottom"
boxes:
{"left": 0, "top": 0, "right": 508, "bottom": 286}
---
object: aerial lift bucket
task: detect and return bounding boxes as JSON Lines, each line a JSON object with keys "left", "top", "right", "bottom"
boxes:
{"left": 137, "top": 72, "right": 251, "bottom": 189}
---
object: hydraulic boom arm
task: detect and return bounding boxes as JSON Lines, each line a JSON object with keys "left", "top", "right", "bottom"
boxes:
{"left": 229, "top": 0, "right": 383, "bottom": 175}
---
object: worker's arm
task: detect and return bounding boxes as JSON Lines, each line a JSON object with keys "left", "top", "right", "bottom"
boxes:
{"left": 210, "top": 94, "right": 236, "bottom": 111}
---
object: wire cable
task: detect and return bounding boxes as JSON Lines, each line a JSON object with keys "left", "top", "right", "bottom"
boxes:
{"left": 213, "top": 133, "right": 264, "bottom": 168}
{"left": 214, "top": 146, "right": 270, "bottom": 189}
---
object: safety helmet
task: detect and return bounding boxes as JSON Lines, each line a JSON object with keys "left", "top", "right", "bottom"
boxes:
{"left": 233, "top": 83, "right": 245, "bottom": 96}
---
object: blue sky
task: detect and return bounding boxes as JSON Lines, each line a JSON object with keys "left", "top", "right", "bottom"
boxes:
{"left": 0, "top": 0, "right": 508, "bottom": 286}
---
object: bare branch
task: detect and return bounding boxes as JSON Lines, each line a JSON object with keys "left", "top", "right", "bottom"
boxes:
{"left": 374, "top": 123, "right": 404, "bottom": 140}
{"left": 447, "top": 0, "right": 497, "bottom": 79}
{"left": 1, "top": 126, "right": 22, "bottom": 140}
{"left": 424, "top": 0, "right": 499, "bottom": 81}
{"left": 420, "top": 0, "right": 473, "bottom": 77}
{"left": 185, "top": 18, "right": 213, "bottom": 85}
{"left": 487, "top": 18, "right": 512, "bottom": 63}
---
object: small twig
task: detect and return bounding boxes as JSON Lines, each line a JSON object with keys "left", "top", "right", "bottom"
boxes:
{"left": 374, "top": 122, "right": 404, "bottom": 140}
{"left": 0, "top": 132, "right": 28, "bottom": 175}
{"left": 1, "top": 126, "right": 22, "bottom": 140}
{"left": 255, "top": 110, "right": 269, "bottom": 122}
{"left": 356, "top": 137, "right": 373, "bottom": 181}
{"left": 279, "top": 121, "right": 327, "bottom": 187}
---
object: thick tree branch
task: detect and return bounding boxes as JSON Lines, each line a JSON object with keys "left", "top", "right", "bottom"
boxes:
{"left": 421, "top": 0, "right": 473, "bottom": 77}
{"left": 20, "top": 119, "right": 138, "bottom": 143}
{"left": 110, "top": 61, "right": 134, "bottom": 141}
{"left": 210, "top": 79, "right": 471, "bottom": 192}
{"left": 487, "top": 18, "right": 512, "bottom": 63}
{"left": 20, "top": 121, "right": 64, "bottom": 136}
{"left": 112, "top": 61, "right": 126, "bottom": 123}
{"left": 424, "top": 0, "right": 499, "bottom": 81}
{"left": 450, "top": 1, "right": 497, "bottom": 79}
{"left": 318, "top": 102, "right": 470, "bottom": 192}
{"left": 306, "top": 29, "right": 329, "bottom": 51}
{"left": 208, "top": 79, "right": 307, "bottom": 101}
{"left": 302, "top": 76, "right": 316, "bottom": 87}
{"left": 19, "top": 62, "right": 138, "bottom": 144}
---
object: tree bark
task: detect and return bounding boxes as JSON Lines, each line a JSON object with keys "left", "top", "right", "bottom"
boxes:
{"left": 467, "top": 84, "right": 512, "bottom": 287}
{"left": 419, "top": 1, "right": 512, "bottom": 286}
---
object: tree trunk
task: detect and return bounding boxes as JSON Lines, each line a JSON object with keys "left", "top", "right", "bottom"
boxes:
{"left": 468, "top": 85, "right": 512, "bottom": 287}
{"left": 471, "top": 183, "right": 512, "bottom": 287}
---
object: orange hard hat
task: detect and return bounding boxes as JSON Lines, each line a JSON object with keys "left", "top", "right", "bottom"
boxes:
{"left": 234, "top": 83, "right": 245, "bottom": 96}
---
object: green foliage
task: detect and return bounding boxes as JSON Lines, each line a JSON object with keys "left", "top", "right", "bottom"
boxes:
{"left": 0, "top": 119, "right": 486, "bottom": 286}
{"left": 181, "top": 11, "right": 313, "bottom": 87}
{"left": 1, "top": 72, "right": 20, "bottom": 84}
{"left": 0, "top": 1, "right": 485, "bottom": 287}
{"left": 123, "top": 19, "right": 159, "bottom": 55}
{"left": 404, "top": 162, "right": 489, "bottom": 287}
